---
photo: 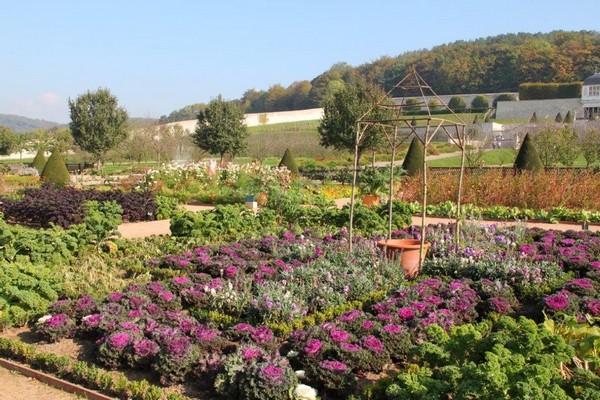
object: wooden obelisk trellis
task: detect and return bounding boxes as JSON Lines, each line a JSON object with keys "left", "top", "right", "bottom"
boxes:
{"left": 349, "top": 68, "right": 467, "bottom": 267}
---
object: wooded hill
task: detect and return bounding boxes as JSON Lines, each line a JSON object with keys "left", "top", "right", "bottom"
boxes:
{"left": 160, "top": 30, "right": 600, "bottom": 123}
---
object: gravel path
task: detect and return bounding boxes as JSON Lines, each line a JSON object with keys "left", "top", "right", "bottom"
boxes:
{"left": 117, "top": 199, "right": 599, "bottom": 239}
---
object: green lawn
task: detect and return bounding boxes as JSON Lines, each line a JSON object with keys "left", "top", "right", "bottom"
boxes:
{"left": 427, "top": 149, "right": 598, "bottom": 168}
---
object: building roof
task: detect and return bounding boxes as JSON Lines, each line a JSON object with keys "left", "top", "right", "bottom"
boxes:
{"left": 583, "top": 72, "right": 600, "bottom": 86}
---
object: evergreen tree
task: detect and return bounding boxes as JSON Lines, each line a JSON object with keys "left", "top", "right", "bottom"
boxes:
{"left": 278, "top": 148, "right": 299, "bottom": 176}
{"left": 514, "top": 133, "right": 543, "bottom": 172}
{"left": 402, "top": 137, "right": 425, "bottom": 176}
{"left": 530, "top": 112, "right": 538, "bottom": 123}
{"left": 41, "top": 149, "right": 70, "bottom": 186}
{"left": 555, "top": 112, "right": 563, "bottom": 123}
{"left": 32, "top": 149, "right": 47, "bottom": 173}
{"left": 564, "top": 110, "right": 573, "bottom": 123}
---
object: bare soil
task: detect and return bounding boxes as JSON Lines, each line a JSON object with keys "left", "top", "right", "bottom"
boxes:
{"left": 0, "top": 366, "right": 81, "bottom": 400}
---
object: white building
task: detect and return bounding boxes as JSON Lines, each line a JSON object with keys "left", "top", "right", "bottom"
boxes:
{"left": 582, "top": 72, "right": 600, "bottom": 119}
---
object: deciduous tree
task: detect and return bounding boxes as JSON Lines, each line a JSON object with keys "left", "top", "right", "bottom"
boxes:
{"left": 193, "top": 95, "right": 249, "bottom": 163}
{"left": 318, "top": 79, "right": 389, "bottom": 164}
{"left": 0, "top": 126, "right": 14, "bottom": 155}
{"left": 68, "top": 88, "right": 129, "bottom": 168}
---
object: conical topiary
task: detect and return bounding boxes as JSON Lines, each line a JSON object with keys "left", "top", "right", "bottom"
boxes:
{"left": 278, "top": 148, "right": 299, "bottom": 176}
{"left": 555, "top": 112, "right": 563, "bottom": 123}
{"left": 31, "top": 149, "right": 47, "bottom": 174}
{"left": 402, "top": 137, "right": 425, "bottom": 177}
{"left": 564, "top": 110, "right": 573, "bottom": 123}
{"left": 514, "top": 133, "right": 543, "bottom": 172}
{"left": 530, "top": 112, "right": 538, "bottom": 123}
{"left": 41, "top": 149, "right": 71, "bottom": 186}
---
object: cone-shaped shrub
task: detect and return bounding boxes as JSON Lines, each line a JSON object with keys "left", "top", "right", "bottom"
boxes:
{"left": 402, "top": 137, "right": 424, "bottom": 177}
{"left": 514, "top": 133, "right": 543, "bottom": 172}
{"left": 564, "top": 110, "right": 573, "bottom": 123}
{"left": 555, "top": 112, "right": 563, "bottom": 123}
{"left": 32, "top": 149, "right": 47, "bottom": 174}
{"left": 278, "top": 148, "right": 299, "bottom": 176}
{"left": 41, "top": 149, "right": 70, "bottom": 186}
{"left": 530, "top": 112, "right": 538, "bottom": 123}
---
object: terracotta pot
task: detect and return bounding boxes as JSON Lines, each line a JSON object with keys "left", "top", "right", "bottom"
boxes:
{"left": 361, "top": 194, "right": 380, "bottom": 208}
{"left": 256, "top": 192, "right": 268, "bottom": 207}
{"left": 377, "top": 239, "right": 431, "bottom": 279}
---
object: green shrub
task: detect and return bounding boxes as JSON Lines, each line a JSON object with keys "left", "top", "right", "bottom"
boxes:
{"left": 492, "top": 93, "right": 517, "bottom": 108}
{"left": 40, "top": 149, "right": 70, "bottom": 186}
{"left": 31, "top": 150, "right": 47, "bottom": 174}
{"left": 381, "top": 317, "right": 576, "bottom": 399}
{"left": 402, "top": 137, "right": 424, "bottom": 177}
{"left": 278, "top": 148, "right": 299, "bottom": 176}
{"left": 514, "top": 133, "right": 543, "bottom": 172}
{"left": 448, "top": 96, "right": 466, "bottom": 113}
{"left": 470, "top": 95, "right": 489, "bottom": 112}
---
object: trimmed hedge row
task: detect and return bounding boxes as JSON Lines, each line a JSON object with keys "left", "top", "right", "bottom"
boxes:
{"left": 519, "top": 82, "right": 582, "bottom": 100}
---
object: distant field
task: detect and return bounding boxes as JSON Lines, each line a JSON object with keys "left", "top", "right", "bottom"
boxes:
{"left": 245, "top": 120, "right": 342, "bottom": 159}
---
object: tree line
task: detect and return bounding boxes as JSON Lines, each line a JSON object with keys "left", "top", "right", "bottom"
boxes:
{"left": 159, "top": 30, "right": 600, "bottom": 123}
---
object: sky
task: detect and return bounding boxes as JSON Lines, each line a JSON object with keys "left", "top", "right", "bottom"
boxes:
{"left": 1, "top": 0, "right": 598, "bottom": 123}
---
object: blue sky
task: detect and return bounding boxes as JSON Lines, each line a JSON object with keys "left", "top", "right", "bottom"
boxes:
{"left": 1, "top": 0, "right": 597, "bottom": 123}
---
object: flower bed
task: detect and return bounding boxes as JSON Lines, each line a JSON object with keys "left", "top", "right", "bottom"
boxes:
{"left": 8, "top": 225, "right": 600, "bottom": 399}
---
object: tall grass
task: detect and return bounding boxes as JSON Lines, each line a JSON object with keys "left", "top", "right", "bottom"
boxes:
{"left": 399, "top": 169, "right": 600, "bottom": 210}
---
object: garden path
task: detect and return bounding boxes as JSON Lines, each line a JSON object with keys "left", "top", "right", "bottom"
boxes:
{"left": 0, "top": 366, "right": 80, "bottom": 400}
{"left": 117, "top": 200, "right": 600, "bottom": 239}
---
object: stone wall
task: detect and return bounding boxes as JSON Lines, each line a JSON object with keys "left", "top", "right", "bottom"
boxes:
{"left": 392, "top": 92, "right": 518, "bottom": 108}
{"left": 166, "top": 108, "right": 324, "bottom": 133}
{"left": 496, "top": 98, "right": 583, "bottom": 120}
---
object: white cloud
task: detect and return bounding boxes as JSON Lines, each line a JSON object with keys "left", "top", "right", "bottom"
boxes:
{"left": 6, "top": 91, "right": 68, "bottom": 122}
{"left": 39, "top": 91, "right": 61, "bottom": 106}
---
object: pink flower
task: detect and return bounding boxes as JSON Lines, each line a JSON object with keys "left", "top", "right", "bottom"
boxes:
{"left": 107, "top": 292, "right": 124, "bottom": 302}
{"left": 361, "top": 320, "right": 374, "bottom": 330}
{"left": 545, "top": 293, "right": 570, "bottom": 311}
{"left": 45, "top": 314, "right": 69, "bottom": 329}
{"left": 133, "top": 339, "right": 159, "bottom": 358}
{"left": 489, "top": 297, "right": 512, "bottom": 314}
{"left": 304, "top": 339, "right": 323, "bottom": 355}
{"left": 383, "top": 324, "right": 403, "bottom": 334}
{"left": 235, "top": 323, "right": 254, "bottom": 332}
{"left": 398, "top": 307, "right": 415, "bottom": 320}
{"left": 565, "top": 278, "right": 594, "bottom": 291}
{"left": 242, "top": 347, "right": 262, "bottom": 360}
{"left": 108, "top": 332, "right": 131, "bottom": 350}
{"left": 585, "top": 299, "right": 600, "bottom": 316}
{"left": 330, "top": 329, "right": 351, "bottom": 343}
{"left": 251, "top": 326, "right": 273, "bottom": 345}
{"left": 340, "top": 342, "right": 361, "bottom": 352}
{"left": 362, "top": 335, "right": 384, "bottom": 354}
{"left": 338, "top": 309, "right": 361, "bottom": 322}
{"left": 172, "top": 276, "right": 191, "bottom": 285}
{"left": 320, "top": 360, "right": 348, "bottom": 372}
{"left": 260, "top": 364, "right": 284, "bottom": 382}
{"left": 225, "top": 266, "right": 238, "bottom": 277}
{"left": 159, "top": 291, "right": 175, "bottom": 302}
